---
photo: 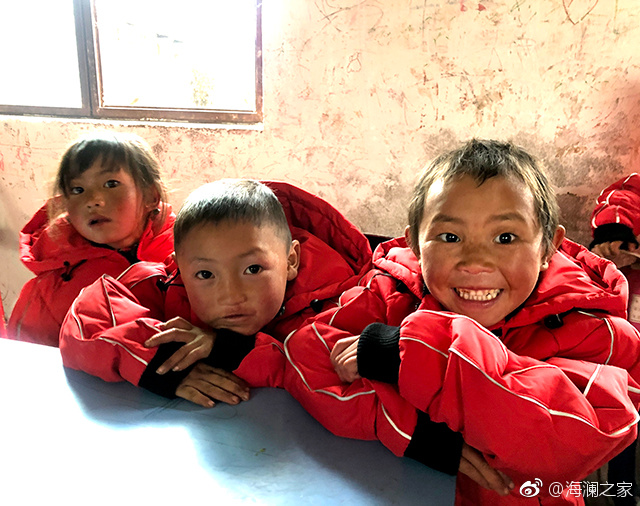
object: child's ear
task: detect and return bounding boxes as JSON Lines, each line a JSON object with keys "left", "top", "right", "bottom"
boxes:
{"left": 287, "top": 239, "right": 301, "bottom": 281}
{"left": 404, "top": 225, "right": 420, "bottom": 259}
{"left": 143, "top": 188, "right": 161, "bottom": 211}
{"left": 540, "top": 225, "right": 566, "bottom": 271}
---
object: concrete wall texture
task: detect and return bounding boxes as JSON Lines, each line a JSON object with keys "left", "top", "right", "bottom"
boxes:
{"left": 1, "top": 0, "right": 639, "bottom": 313}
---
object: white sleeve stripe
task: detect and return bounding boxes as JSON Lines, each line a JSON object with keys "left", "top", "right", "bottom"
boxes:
{"left": 68, "top": 282, "right": 150, "bottom": 367}
{"left": 381, "top": 404, "right": 412, "bottom": 441}
{"left": 283, "top": 331, "right": 376, "bottom": 402}
{"left": 311, "top": 322, "right": 331, "bottom": 352}
{"left": 576, "top": 311, "right": 615, "bottom": 364}
{"left": 583, "top": 364, "right": 601, "bottom": 398}
{"left": 95, "top": 337, "right": 149, "bottom": 366}
{"left": 400, "top": 336, "right": 449, "bottom": 358}
{"left": 450, "top": 347, "right": 639, "bottom": 435}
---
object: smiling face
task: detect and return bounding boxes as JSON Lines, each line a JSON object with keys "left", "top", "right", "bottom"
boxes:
{"left": 175, "top": 220, "right": 300, "bottom": 336}
{"left": 64, "top": 160, "right": 155, "bottom": 250}
{"left": 411, "top": 174, "right": 564, "bottom": 328}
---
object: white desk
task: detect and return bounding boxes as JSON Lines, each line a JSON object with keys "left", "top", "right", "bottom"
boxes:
{"left": 0, "top": 339, "right": 455, "bottom": 506}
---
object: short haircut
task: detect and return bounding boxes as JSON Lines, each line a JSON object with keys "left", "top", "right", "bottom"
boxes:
{"left": 174, "top": 179, "right": 292, "bottom": 252}
{"left": 54, "top": 131, "right": 166, "bottom": 206}
{"left": 407, "top": 139, "right": 559, "bottom": 256}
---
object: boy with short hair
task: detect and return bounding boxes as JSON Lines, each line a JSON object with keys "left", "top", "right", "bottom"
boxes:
{"left": 280, "top": 140, "right": 640, "bottom": 505}
{"left": 60, "top": 179, "right": 372, "bottom": 406}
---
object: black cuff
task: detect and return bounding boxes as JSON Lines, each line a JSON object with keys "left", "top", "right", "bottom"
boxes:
{"left": 590, "top": 223, "right": 637, "bottom": 250}
{"left": 357, "top": 323, "right": 401, "bottom": 383}
{"left": 204, "top": 329, "right": 256, "bottom": 371}
{"left": 138, "top": 342, "right": 193, "bottom": 399}
{"left": 404, "top": 411, "right": 463, "bottom": 475}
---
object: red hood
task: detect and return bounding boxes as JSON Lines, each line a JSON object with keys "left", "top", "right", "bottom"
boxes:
{"left": 264, "top": 181, "right": 372, "bottom": 319}
{"left": 19, "top": 201, "right": 175, "bottom": 275}
{"left": 372, "top": 237, "right": 629, "bottom": 329}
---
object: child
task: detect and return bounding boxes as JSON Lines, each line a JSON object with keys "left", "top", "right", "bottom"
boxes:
{"left": 279, "top": 139, "right": 640, "bottom": 505}
{"left": 59, "top": 179, "right": 373, "bottom": 406}
{"left": 590, "top": 173, "right": 640, "bottom": 506}
{"left": 7, "top": 131, "right": 175, "bottom": 347}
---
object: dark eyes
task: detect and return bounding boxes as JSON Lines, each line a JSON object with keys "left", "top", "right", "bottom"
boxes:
{"left": 245, "top": 265, "right": 262, "bottom": 274}
{"left": 494, "top": 233, "right": 516, "bottom": 244}
{"left": 195, "top": 270, "right": 213, "bottom": 280}
{"left": 68, "top": 179, "right": 120, "bottom": 195}
{"left": 435, "top": 232, "right": 516, "bottom": 244}
{"left": 436, "top": 233, "right": 460, "bottom": 243}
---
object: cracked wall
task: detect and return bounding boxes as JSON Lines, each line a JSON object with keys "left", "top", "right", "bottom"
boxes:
{"left": 1, "top": 0, "right": 640, "bottom": 312}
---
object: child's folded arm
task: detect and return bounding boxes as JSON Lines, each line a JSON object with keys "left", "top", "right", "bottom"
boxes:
{"left": 59, "top": 273, "right": 171, "bottom": 388}
{"left": 395, "top": 310, "right": 640, "bottom": 483}
{"left": 591, "top": 172, "right": 640, "bottom": 239}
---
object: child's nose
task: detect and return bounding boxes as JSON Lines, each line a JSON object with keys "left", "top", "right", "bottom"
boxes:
{"left": 218, "top": 277, "right": 248, "bottom": 305}
{"left": 457, "top": 243, "right": 495, "bottom": 274}
{"left": 85, "top": 189, "right": 105, "bottom": 207}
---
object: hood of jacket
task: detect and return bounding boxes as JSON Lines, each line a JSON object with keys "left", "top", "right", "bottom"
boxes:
{"left": 19, "top": 200, "right": 175, "bottom": 276}
{"left": 372, "top": 236, "right": 629, "bottom": 330}
{"left": 264, "top": 181, "right": 372, "bottom": 319}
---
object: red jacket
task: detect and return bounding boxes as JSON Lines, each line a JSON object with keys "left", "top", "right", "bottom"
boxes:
{"left": 280, "top": 237, "right": 640, "bottom": 506}
{"left": 590, "top": 173, "right": 640, "bottom": 248}
{"left": 59, "top": 181, "right": 372, "bottom": 396}
{"left": 7, "top": 201, "right": 175, "bottom": 347}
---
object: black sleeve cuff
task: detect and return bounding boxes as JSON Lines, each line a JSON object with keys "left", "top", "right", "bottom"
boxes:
{"left": 138, "top": 342, "right": 194, "bottom": 399}
{"left": 590, "top": 223, "right": 637, "bottom": 250}
{"left": 357, "top": 322, "right": 401, "bottom": 383}
{"left": 204, "top": 329, "right": 256, "bottom": 371}
{"left": 404, "top": 411, "right": 463, "bottom": 475}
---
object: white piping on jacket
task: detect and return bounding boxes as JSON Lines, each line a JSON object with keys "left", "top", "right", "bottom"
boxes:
{"left": 67, "top": 279, "right": 149, "bottom": 367}
{"left": 576, "top": 310, "right": 615, "bottom": 365}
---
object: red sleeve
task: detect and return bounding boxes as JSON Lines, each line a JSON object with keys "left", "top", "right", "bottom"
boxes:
{"left": 396, "top": 310, "right": 640, "bottom": 485}
{"left": 591, "top": 173, "right": 640, "bottom": 235}
{"left": 59, "top": 273, "right": 166, "bottom": 386}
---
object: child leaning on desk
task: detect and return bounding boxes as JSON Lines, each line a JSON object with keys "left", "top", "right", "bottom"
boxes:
{"left": 279, "top": 140, "right": 640, "bottom": 506}
{"left": 59, "top": 179, "right": 373, "bottom": 407}
{"left": 7, "top": 131, "right": 175, "bottom": 347}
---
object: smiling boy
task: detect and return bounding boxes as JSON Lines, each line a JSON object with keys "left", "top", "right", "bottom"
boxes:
{"left": 278, "top": 140, "right": 640, "bottom": 505}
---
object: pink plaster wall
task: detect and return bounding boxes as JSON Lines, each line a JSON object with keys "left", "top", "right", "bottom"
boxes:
{"left": 1, "top": 0, "right": 640, "bottom": 313}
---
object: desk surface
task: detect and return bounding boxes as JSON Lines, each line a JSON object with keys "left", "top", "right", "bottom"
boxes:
{"left": 0, "top": 339, "right": 455, "bottom": 506}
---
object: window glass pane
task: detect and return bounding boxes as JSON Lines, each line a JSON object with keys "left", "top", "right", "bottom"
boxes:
{"left": 94, "top": 0, "right": 257, "bottom": 112}
{"left": 0, "top": 0, "right": 82, "bottom": 108}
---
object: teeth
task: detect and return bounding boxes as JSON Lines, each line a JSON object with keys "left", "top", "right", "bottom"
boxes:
{"left": 456, "top": 288, "right": 501, "bottom": 301}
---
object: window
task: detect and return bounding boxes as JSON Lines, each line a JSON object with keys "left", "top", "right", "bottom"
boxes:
{"left": 0, "top": 0, "right": 262, "bottom": 124}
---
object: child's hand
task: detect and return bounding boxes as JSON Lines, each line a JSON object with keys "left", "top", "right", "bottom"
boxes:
{"left": 144, "top": 317, "right": 216, "bottom": 374}
{"left": 591, "top": 241, "right": 638, "bottom": 268}
{"left": 459, "top": 442, "right": 513, "bottom": 496}
{"left": 176, "top": 363, "right": 250, "bottom": 408}
{"left": 330, "top": 335, "right": 361, "bottom": 383}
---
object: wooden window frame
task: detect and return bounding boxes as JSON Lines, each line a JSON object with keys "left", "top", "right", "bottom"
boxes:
{"left": 0, "top": 0, "right": 263, "bottom": 125}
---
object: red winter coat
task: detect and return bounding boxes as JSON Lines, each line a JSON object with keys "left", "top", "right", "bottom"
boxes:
{"left": 280, "top": 237, "right": 640, "bottom": 506}
{"left": 590, "top": 173, "right": 640, "bottom": 248}
{"left": 8, "top": 201, "right": 175, "bottom": 347}
{"left": 59, "top": 181, "right": 372, "bottom": 396}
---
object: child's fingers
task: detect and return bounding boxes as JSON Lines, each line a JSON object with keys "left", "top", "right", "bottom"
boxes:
{"left": 197, "top": 365, "right": 251, "bottom": 401}
{"left": 156, "top": 345, "right": 192, "bottom": 374}
{"left": 168, "top": 342, "right": 211, "bottom": 372}
{"left": 156, "top": 316, "right": 193, "bottom": 331}
{"left": 330, "top": 335, "right": 359, "bottom": 363}
{"left": 460, "top": 443, "right": 512, "bottom": 496}
{"left": 145, "top": 327, "right": 194, "bottom": 347}
{"left": 175, "top": 385, "right": 216, "bottom": 408}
